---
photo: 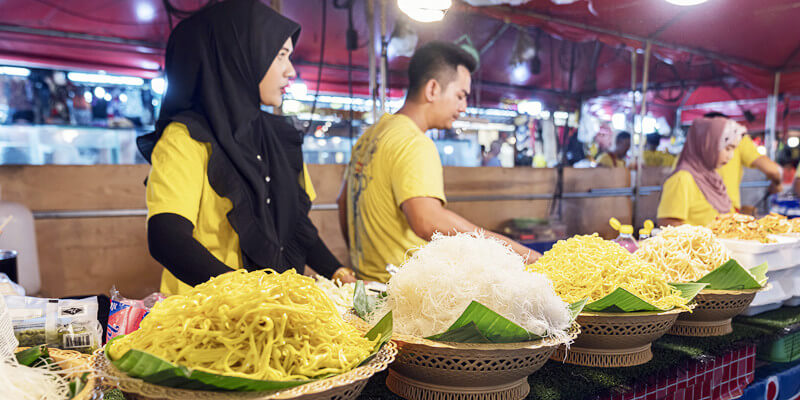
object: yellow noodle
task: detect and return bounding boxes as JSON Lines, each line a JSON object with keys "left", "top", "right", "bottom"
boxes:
{"left": 526, "top": 234, "right": 689, "bottom": 310}
{"left": 758, "top": 212, "right": 792, "bottom": 234}
{"left": 707, "top": 213, "right": 774, "bottom": 243}
{"left": 108, "top": 269, "right": 377, "bottom": 381}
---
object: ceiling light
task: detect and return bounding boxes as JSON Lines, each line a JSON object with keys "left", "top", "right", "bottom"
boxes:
{"left": 94, "top": 87, "right": 106, "bottom": 99}
{"left": 788, "top": 137, "right": 799, "bottom": 148}
{"left": 664, "top": 0, "right": 709, "bottom": 6}
{"left": 150, "top": 77, "right": 167, "bottom": 95}
{"left": 518, "top": 100, "right": 542, "bottom": 116}
{"left": 398, "top": 0, "right": 451, "bottom": 23}
{"left": 68, "top": 72, "right": 144, "bottom": 86}
{"left": 0, "top": 66, "right": 31, "bottom": 77}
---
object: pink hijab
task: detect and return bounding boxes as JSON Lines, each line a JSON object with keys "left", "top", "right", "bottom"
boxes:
{"left": 672, "top": 117, "right": 744, "bottom": 213}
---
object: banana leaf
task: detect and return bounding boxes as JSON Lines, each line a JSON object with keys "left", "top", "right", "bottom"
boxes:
{"left": 695, "top": 260, "right": 767, "bottom": 290}
{"left": 105, "top": 312, "right": 393, "bottom": 392}
{"left": 425, "top": 299, "right": 587, "bottom": 343}
{"left": 583, "top": 282, "right": 707, "bottom": 313}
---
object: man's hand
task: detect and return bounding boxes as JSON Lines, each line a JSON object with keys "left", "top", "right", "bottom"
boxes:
{"left": 523, "top": 250, "right": 542, "bottom": 265}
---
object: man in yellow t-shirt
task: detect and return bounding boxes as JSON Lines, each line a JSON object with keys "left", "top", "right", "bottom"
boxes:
{"left": 596, "top": 131, "right": 631, "bottom": 168}
{"left": 704, "top": 113, "right": 782, "bottom": 209}
{"left": 337, "top": 41, "right": 539, "bottom": 283}
{"left": 642, "top": 133, "right": 676, "bottom": 167}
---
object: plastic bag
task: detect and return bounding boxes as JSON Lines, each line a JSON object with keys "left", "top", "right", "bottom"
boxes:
{"left": 4, "top": 295, "right": 101, "bottom": 354}
{"left": 106, "top": 287, "right": 165, "bottom": 343}
{"left": 0, "top": 273, "right": 24, "bottom": 296}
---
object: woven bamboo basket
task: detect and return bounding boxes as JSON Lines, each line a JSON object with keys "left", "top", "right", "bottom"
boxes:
{"left": 552, "top": 309, "right": 686, "bottom": 368}
{"left": 385, "top": 326, "right": 579, "bottom": 400}
{"left": 669, "top": 286, "right": 770, "bottom": 337}
{"left": 93, "top": 341, "right": 397, "bottom": 400}
{"left": 15, "top": 347, "right": 96, "bottom": 400}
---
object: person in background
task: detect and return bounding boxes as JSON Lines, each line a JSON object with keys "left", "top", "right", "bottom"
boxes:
{"left": 482, "top": 141, "right": 502, "bottom": 166}
{"left": 642, "top": 133, "right": 676, "bottom": 167}
{"left": 794, "top": 160, "right": 800, "bottom": 196}
{"left": 707, "top": 112, "right": 782, "bottom": 210}
{"left": 657, "top": 116, "right": 745, "bottom": 226}
{"left": 140, "top": 0, "right": 353, "bottom": 296}
{"left": 337, "top": 41, "right": 540, "bottom": 283}
{"left": 596, "top": 131, "right": 631, "bottom": 168}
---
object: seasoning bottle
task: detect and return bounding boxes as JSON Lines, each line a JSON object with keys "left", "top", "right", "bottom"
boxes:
{"left": 609, "top": 218, "right": 638, "bottom": 253}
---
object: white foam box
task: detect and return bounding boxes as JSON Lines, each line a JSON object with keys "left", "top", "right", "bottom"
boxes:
{"left": 719, "top": 235, "right": 800, "bottom": 272}
{"left": 743, "top": 266, "right": 800, "bottom": 316}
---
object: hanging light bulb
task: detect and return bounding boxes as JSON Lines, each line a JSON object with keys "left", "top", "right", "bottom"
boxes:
{"left": 398, "top": 0, "right": 451, "bottom": 23}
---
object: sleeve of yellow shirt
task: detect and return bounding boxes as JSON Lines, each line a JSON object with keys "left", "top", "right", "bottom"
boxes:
{"left": 657, "top": 171, "right": 691, "bottom": 222}
{"left": 146, "top": 122, "right": 207, "bottom": 225}
{"left": 300, "top": 163, "right": 317, "bottom": 202}
{"left": 390, "top": 135, "right": 446, "bottom": 208}
{"left": 738, "top": 135, "right": 761, "bottom": 168}
{"left": 596, "top": 153, "right": 612, "bottom": 167}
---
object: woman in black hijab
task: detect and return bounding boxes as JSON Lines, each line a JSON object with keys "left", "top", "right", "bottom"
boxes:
{"left": 138, "top": 0, "right": 354, "bottom": 295}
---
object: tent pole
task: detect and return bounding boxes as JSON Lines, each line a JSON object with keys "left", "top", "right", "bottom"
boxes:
{"left": 765, "top": 72, "right": 781, "bottom": 160}
{"left": 367, "top": 0, "right": 377, "bottom": 120}
{"left": 633, "top": 41, "right": 652, "bottom": 230}
{"left": 379, "top": 0, "right": 388, "bottom": 115}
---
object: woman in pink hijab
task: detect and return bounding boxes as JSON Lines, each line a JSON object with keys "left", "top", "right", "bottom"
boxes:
{"left": 657, "top": 116, "right": 745, "bottom": 226}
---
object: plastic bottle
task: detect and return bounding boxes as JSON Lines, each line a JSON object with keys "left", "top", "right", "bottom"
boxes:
{"left": 639, "top": 220, "right": 655, "bottom": 241}
{"left": 609, "top": 217, "right": 638, "bottom": 253}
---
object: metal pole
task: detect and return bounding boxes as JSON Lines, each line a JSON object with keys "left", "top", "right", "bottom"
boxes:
{"left": 765, "top": 72, "right": 780, "bottom": 160}
{"left": 634, "top": 41, "right": 652, "bottom": 229}
{"left": 629, "top": 50, "right": 637, "bottom": 133}
{"left": 379, "top": 0, "right": 388, "bottom": 114}
{"left": 366, "top": 0, "right": 377, "bottom": 121}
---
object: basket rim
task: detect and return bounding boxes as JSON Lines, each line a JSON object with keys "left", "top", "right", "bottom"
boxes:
{"left": 94, "top": 340, "right": 397, "bottom": 399}
{"left": 699, "top": 283, "right": 772, "bottom": 295}
{"left": 578, "top": 307, "right": 687, "bottom": 318}
{"left": 391, "top": 323, "right": 579, "bottom": 350}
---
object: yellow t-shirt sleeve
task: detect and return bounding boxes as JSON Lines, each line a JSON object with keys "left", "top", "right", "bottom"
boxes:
{"left": 391, "top": 136, "right": 446, "bottom": 208}
{"left": 146, "top": 122, "right": 208, "bottom": 225}
{"left": 596, "top": 153, "right": 613, "bottom": 167}
{"left": 738, "top": 135, "right": 761, "bottom": 168}
{"left": 657, "top": 172, "right": 691, "bottom": 221}
{"left": 301, "top": 163, "right": 317, "bottom": 202}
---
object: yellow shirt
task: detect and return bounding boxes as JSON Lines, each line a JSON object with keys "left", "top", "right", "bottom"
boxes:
{"left": 346, "top": 113, "right": 445, "bottom": 283}
{"left": 716, "top": 135, "right": 761, "bottom": 209}
{"left": 596, "top": 153, "right": 625, "bottom": 168}
{"left": 657, "top": 170, "right": 732, "bottom": 226}
{"left": 146, "top": 122, "right": 316, "bottom": 295}
{"left": 643, "top": 150, "right": 676, "bottom": 167}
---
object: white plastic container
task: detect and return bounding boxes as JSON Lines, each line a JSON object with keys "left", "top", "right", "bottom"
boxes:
{"left": 743, "top": 266, "right": 800, "bottom": 315}
{"left": 719, "top": 235, "right": 800, "bottom": 272}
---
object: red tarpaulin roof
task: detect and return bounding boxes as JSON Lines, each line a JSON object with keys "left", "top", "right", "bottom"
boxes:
{"left": 1, "top": 0, "right": 799, "bottom": 108}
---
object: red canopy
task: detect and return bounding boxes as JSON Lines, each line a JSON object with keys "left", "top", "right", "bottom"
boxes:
{"left": 1, "top": 0, "right": 799, "bottom": 108}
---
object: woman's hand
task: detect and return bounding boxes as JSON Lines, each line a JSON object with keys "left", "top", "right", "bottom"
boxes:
{"left": 332, "top": 267, "right": 357, "bottom": 283}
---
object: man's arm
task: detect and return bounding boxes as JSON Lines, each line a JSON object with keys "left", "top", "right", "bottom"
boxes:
{"left": 337, "top": 179, "right": 349, "bottom": 247}
{"left": 401, "top": 196, "right": 541, "bottom": 263}
{"left": 751, "top": 156, "right": 782, "bottom": 183}
{"left": 657, "top": 217, "right": 684, "bottom": 227}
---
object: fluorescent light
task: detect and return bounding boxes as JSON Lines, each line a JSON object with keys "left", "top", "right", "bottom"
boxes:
{"left": 0, "top": 66, "right": 31, "bottom": 77}
{"left": 788, "top": 137, "right": 799, "bottom": 148}
{"left": 612, "top": 113, "right": 627, "bottom": 130}
{"left": 68, "top": 72, "right": 144, "bottom": 86}
{"left": 539, "top": 110, "right": 551, "bottom": 120}
{"left": 103, "top": 93, "right": 112, "bottom": 101}
{"left": 642, "top": 116, "right": 657, "bottom": 134}
{"left": 553, "top": 111, "right": 569, "bottom": 120}
{"left": 518, "top": 100, "right": 542, "bottom": 116}
{"left": 94, "top": 87, "right": 106, "bottom": 99}
{"left": 83, "top": 91, "right": 93, "bottom": 103}
{"left": 150, "top": 77, "right": 167, "bottom": 95}
{"left": 757, "top": 145, "right": 767, "bottom": 155}
{"left": 288, "top": 82, "right": 308, "bottom": 98}
{"left": 398, "top": 0, "right": 451, "bottom": 22}
{"left": 511, "top": 63, "right": 530, "bottom": 84}
{"left": 664, "top": 0, "right": 708, "bottom": 5}
{"left": 119, "top": 93, "right": 128, "bottom": 103}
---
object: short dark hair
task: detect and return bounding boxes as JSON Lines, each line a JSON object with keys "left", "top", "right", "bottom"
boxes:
{"left": 407, "top": 41, "right": 478, "bottom": 98}
{"left": 646, "top": 133, "right": 660, "bottom": 147}
{"left": 703, "top": 112, "right": 728, "bottom": 119}
{"left": 616, "top": 131, "right": 631, "bottom": 142}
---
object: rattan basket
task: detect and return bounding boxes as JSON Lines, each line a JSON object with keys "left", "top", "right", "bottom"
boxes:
{"left": 15, "top": 347, "right": 96, "bottom": 400}
{"left": 669, "top": 286, "right": 770, "bottom": 337}
{"left": 552, "top": 309, "right": 685, "bottom": 368}
{"left": 93, "top": 341, "right": 397, "bottom": 400}
{"left": 385, "top": 327, "right": 579, "bottom": 400}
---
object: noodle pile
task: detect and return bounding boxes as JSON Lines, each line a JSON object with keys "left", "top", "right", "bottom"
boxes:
{"left": 634, "top": 225, "right": 730, "bottom": 282}
{"left": 108, "top": 269, "right": 378, "bottom": 381}
{"left": 758, "top": 212, "right": 793, "bottom": 234}
{"left": 369, "top": 232, "right": 572, "bottom": 342}
{"left": 707, "top": 213, "right": 774, "bottom": 243}
{"left": 527, "top": 234, "right": 690, "bottom": 310}
{"left": 314, "top": 275, "right": 356, "bottom": 315}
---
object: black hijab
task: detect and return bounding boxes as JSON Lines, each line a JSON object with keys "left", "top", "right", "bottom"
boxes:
{"left": 138, "top": 0, "right": 313, "bottom": 270}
